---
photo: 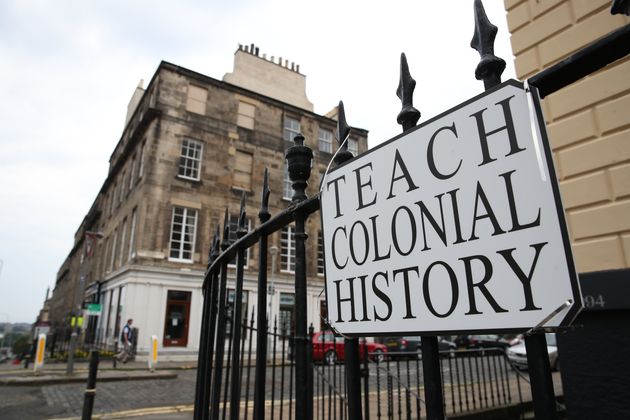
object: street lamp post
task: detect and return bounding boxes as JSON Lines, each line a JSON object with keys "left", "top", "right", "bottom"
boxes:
{"left": 66, "top": 231, "right": 103, "bottom": 375}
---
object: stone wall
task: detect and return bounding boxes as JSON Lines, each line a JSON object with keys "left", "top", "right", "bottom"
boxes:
{"left": 505, "top": 0, "right": 630, "bottom": 272}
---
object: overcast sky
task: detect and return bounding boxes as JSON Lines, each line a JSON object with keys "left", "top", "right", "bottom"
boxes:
{"left": 0, "top": 0, "right": 515, "bottom": 323}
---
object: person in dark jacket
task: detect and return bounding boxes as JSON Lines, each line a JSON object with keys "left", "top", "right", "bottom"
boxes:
{"left": 116, "top": 319, "right": 133, "bottom": 363}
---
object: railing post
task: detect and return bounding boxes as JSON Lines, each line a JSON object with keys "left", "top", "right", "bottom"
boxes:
{"left": 421, "top": 336, "right": 444, "bottom": 419}
{"left": 525, "top": 334, "right": 557, "bottom": 419}
{"left": 471, "top": 1, "right": 556, "bottom": 418}
{"left": 195, "top": 228, "right": 221, "bottom": 420}
{"left": 396, "top": 51, "right": 446, "bottom": 419}
{"left": 194, "top": 268, "right": 211, "bottom": 420}
{"left": 286, "top": 133, "right": 313, "bottom": 420}
{"left": 362, "top": 339, "right": 371, "bottom": 420}
{"left": 334, "top": 100, "right": 364, "bottom": 420}
{"left": 229, "top": 194, "right": 248, "bottom": 420}
{"left": 81, "top": 350, "right": 99, "bottom": 420}
{"left": 254, "top": 169, "right": 271, "bottom": 420}
{"left": 210, "top": 210, "right": 232, "bottom": 420}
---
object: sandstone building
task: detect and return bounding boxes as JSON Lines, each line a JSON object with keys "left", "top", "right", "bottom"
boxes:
{"left": 49, "top": 44, "right": 367, "bottom": 358}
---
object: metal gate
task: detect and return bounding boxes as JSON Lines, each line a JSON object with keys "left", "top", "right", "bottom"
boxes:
{"left": 193, "top": 1, "right": 630, "bottom": 419}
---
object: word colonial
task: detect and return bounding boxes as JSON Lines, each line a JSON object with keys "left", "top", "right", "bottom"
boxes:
{"left": 321, "top": 81, "right": 581, "bottom": 336}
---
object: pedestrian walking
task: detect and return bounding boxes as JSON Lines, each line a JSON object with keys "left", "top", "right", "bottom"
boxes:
{"left": 116, "top": 319, "right": 134, "bottom": 363}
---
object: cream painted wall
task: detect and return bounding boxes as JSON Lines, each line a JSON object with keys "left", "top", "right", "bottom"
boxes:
{"left": 224, "top": 48, "right": 314, "bottom": 111}
{"left": 505, "top": 0, "right": 630, "bottom": 273}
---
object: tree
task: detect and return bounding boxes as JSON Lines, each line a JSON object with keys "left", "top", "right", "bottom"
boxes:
{"left": 12, "top": 334, "right": 31, "bottom": 358}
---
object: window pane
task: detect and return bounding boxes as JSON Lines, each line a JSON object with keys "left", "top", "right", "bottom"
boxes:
{"left": 281, "top": 226, "right": 295, "bottom": 272}
{"left": 318, "top": 129, "right": 333, "bottom": 153}
{"left": 178, "top": 139, "right": 203, "bottom": 180}
{"left": 317, "top": 231, "right": 325, "bottom": 275}
{"left": 169, "top": 207, "right": 197, "bottom": 261}
{"left": 283, "top": 116, "right": 300, "bottom": 142}
{"left": 128, "top": 208, "right": 137, "bottom": 261}
{"left": 347, "top": 138, "right": 359, "bottom": 156}
{"left": 283, "top": 164, "right": 292, "bottom": 200}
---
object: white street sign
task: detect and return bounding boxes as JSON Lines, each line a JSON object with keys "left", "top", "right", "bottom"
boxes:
{"left": 321, "top": 80, "right": 581, "bottom": 336}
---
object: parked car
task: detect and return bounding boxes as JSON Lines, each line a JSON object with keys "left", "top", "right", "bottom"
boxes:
{"left": 312, "top": 331, "right": 387, "bottom": 364}
{"left": 466, "top": 335, "right": 510, "bottom": 351}
{"left": 507, "top": 333, "right": 559, "bottom": 371}
{"left": 509, "top": 334, "right": 524, "bottom": 346}
{"left": 454, "top": 335, "right": 471, "bottom": 348}
{"left": 376, "top": 336, "right": 456, "bottom": 359}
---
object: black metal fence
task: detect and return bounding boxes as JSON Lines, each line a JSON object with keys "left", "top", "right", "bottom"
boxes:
{"left": 197, "top": 303, "right": 530, "bottom": 420}
{"left": 193, "top": 1, "right": 630, "bottom": 419}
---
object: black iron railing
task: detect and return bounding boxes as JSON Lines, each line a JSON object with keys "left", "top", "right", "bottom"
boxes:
{"left": 197, "top": 303, "right": 530, "bottom": 420}
{"left": 193, "top": 1, "right": 630, "bottom": 419}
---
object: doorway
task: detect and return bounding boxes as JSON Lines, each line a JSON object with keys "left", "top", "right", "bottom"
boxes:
{"left": 163, "top": 290, "right": 191, "bottom": 347}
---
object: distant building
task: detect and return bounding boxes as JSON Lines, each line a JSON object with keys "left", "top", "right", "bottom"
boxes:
{"left": 48, "top": 44, "right": 368, "bottom": 359}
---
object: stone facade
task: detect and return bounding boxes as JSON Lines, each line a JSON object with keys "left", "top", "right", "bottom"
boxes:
{"left": 505, "top": 0, "right": 630, "bottom": 273}
{"left": 49, "top": 51, "right": 368, "bottom": 358}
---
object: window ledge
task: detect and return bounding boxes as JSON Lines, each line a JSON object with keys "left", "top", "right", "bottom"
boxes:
{"left": 228, "top": 264, "right": 250, "bottom": 270}
{"left": 176, "top": 175, "right": 201, "bottom": 183}
{"left": 168, "top": 258, "right": 194, "bottom": 264}
{"left": 231, "top": 187, "right": 253, "bottom": 196}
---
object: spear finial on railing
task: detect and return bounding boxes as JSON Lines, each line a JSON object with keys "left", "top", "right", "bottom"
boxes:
{"left": 471, "top": 0, "right": 506, "bottom": 89}
{"left": 211, "top": 225, "right": 221, "bottom": 260}
{"left": 396, "top": 53, "right": 421, "bottom": 132}
{"left": 203, "top": 226, "right": 221, "bottom": 290}
{"left": 259, "top": 168, "right": 271, "bottom": 223}
{"left": 333, "top": 101, "right": 354, "bottom": 165}
{"left": 285, "top": 133, "right": 313, "bottom": 202}
{"left": 611, "top": 0, "right": 630, "bottom": 15}
{"left": 222, "top": 208, "right": 230, "bottom": 250}
{"left": 207, "top": 226, "right": 220, "bottom": 269}
{"left": 237, "top": 192, "right": 247, "bottom": 238}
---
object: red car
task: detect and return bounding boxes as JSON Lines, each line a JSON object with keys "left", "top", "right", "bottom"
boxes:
{"left": 312, "top": 331, "right": 387, "bottom": 364}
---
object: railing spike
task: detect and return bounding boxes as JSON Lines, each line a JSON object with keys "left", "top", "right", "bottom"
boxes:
{"left": 207, "top": 227, "right": 219, "bottom": 269}
{"left": 471, "top": 0, "right": 506, "bottom": 89}
{"left": 222, "top": 208, "right": 230, "bottom": 248}
{"left": 238, "top": 191, "right": 247, "bottom": 237}
{"left": 211, "top": 225, "right": 221, "bottom": 260}
{"left": 259, "top": 167, "right": 271, "bottom": 223}
{"left": 336, "top": 100, "right": 351, "bottom": 148}
{"left": 203, "top": 225, "right": 222, "bottom": 291}
{"left": 396, "top": 53, "right": 421, "bottom": 132}
{"left": 334, "top": 100, "right": 354, "bottom": 165}
{"left": 611, "top": 0, "right": 630, "bottom": 15}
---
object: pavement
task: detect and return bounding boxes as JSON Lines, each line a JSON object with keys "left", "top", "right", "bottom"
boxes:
{"left": 46, "top": 405, "right": 194, "bottom": 420}
{"left": 0, "top": 358, "right": 196, "bottom": 419}
{"left": 0, "top": 358, "right": 564, "bottom": 419}
{"left": 0, "top": 359, "right": 189, "bottom": 386}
